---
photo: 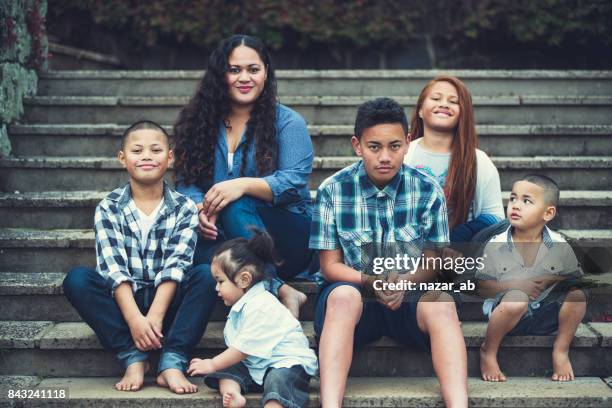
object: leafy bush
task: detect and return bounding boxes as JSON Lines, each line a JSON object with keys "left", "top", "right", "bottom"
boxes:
{"left": 47, "top": 0, "right": 612, "bottom": 52}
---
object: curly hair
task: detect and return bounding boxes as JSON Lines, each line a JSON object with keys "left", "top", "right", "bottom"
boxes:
{"left": 173, "top": 34, "right": 278, "bottom": 187}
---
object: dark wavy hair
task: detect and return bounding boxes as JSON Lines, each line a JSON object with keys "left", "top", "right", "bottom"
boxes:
{"left": 173, "top": 34, "right": 278, "bottom": 186}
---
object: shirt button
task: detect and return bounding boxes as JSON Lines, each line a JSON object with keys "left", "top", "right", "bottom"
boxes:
{"left": 377, "top": 192, "right": 385, "bottom": 198}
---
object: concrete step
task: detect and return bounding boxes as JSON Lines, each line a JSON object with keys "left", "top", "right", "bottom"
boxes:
{"left": 1, "top": 228, "right": 611, "bottom": 273}
{"left": 0, "top": 321, "right": 610, "bottom": 378}
{"left": 37, "top": 69, "right": 612, "bottom": 97}
{"left": 2, "top": 376, "right": 611, "bottom": 408}
{"left": 8, "top": 124, "right": 612, "bottom": 157}
{"left": 20, "top": 95, "right": 612, "bottom": 125}
{"left": 7, "top": 375, "right": 612, "bottom": 408}
{"left": 1, "top": 272, "right": 610, "bottom": 323}
{"left": 0, "top": 272, "right": 312, "bottom": 322}
{"left": 1, "top": 156, "right": 611, "bottom": 192}
{"left": 1, "top": 190, "right": 610, "bottom": 230}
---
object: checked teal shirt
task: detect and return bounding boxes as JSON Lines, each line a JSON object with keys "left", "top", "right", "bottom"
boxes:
{"left": 309, "top": 161, "right": 449, "bottom": 277}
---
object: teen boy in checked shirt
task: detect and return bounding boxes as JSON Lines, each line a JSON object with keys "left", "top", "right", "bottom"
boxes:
{"left": 310, "top": 98, "right": 468, "bottom": 408}
{"left": 63, "top": 121, "right": 217, "bottom": 394}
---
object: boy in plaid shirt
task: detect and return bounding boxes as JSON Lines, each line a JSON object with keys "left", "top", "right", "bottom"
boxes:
{"left": 63, "top": 121, "right": 217, "bottom": 394}
{"left": 310, "top": 98, "right": 468, "bottom": 407}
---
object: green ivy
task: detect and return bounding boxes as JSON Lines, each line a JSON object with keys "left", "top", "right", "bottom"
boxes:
{"left": 47, "top": 0, "right": 612, "bottom": 51}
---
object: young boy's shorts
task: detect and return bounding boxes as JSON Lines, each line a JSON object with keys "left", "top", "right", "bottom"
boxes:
{"left": 488, "top": 283, "right": 587, "bottom": 336}
{"left": 204, "top": 362, "right": 311, "bottom": 408}
{"left": 314, "top": 281, "right": 461, "bottom": 351}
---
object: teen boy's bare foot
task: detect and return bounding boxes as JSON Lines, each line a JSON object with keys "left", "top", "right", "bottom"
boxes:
{"left": 157, "top": 368, "right": 198, "bottom": 394}
{"left": 223, "top": 390, "right": 246, "bottom": 407}
{"left": 279, "top": 285, "right": 307, "bottom": 319}
{"left": 552, "top": 348, "right": 575, "bottom": 381}
{"left": 115, "top": 361, "right": 149, "bottom": 391}
{"left": 480, "top": 345, "right": 507, "bottom": 382}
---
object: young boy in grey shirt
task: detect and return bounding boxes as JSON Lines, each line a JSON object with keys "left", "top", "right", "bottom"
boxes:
{"left": 476, "top": 175, "right": 586, "bottom": 382}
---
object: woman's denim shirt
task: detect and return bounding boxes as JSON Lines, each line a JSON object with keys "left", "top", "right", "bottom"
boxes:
{"left": 176, "top": 104, "right": 313, "bottom": 216}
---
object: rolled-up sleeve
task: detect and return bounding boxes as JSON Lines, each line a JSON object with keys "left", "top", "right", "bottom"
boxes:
{"left": 155, "top": 201, "right": 199, "bottom": 287}
{"left": 262, "top": 113, "right": 313, "bottom": 205}
{"left": 309, "top": 186, "right": 339, "bottom": 250}
{"left": 94, "top": 202, "right": 135, "bottom": 295}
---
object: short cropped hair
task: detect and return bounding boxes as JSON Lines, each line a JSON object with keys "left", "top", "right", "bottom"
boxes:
{"left": 519, "top": 174, "right": 560, "bottom": 207}
{"left": 121, "top": 120, "right": 170, "bottom": 150}
{"left": 354, "top": 97, "right": 409, "bottom": 139}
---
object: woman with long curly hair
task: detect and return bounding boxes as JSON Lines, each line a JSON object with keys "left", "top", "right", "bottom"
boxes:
{"left": 174, "top": 34, "right": 313, "bottom": 318}
{"left": 405, "top": 76, "right": 504, "bottom": 245}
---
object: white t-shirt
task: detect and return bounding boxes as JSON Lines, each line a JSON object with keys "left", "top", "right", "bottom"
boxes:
{"left": 404, "top": 138, "right": 505, "bottom": 222}
{"left": 228, "top": 152, "right": 234, "bottom": 172}
{"left": 135, "top": 199, "right": 164, "bottom": 242}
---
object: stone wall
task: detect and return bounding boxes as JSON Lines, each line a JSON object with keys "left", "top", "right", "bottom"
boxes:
{"left": 0, "top": 0, "right": 48, "bottom": 157}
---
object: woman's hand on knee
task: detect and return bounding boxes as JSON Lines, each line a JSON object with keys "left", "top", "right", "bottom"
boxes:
{"left": 198, "top": 210, "right": 218, "bottom": 240}
{"left": 203, "top": 179, "right": 246, "bottom": 216}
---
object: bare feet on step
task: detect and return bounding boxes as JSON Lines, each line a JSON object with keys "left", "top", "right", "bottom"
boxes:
{"left": 280, "top": 285, "right": 307, "bottom": 319}
{"left": 480, "top": 346, "right": 507, "bottom": 382}
{"left": 552, "top": 348, "right": 575, "bottom": 381}
{"left": 157, "top": 368, "right": 198, "bottom": 394}
{"left": 115, "top": 361, "right": 149, "bottom": 391}
{"left": 223, "top": 390, "right": 247, "bottom": 407}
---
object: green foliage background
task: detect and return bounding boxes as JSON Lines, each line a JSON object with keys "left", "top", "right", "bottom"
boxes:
{"left": 47, "top": 0, "right": 612, "bottom": 51}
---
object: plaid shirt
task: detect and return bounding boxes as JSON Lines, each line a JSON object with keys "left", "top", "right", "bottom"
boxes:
{"left": 309, "top": 161, "right": 449, "bottom": 276}
{"left": 94, "top": 182, "right": 199, "bottom": 295}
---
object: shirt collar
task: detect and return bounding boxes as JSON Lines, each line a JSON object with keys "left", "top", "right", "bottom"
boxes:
{"left": 505, "top": 225, "right": 554, "bottom": 251}
{"left": 112, "top": 182, "right": 177, "bottom": 214}
{"left": 358, "top": 161, "right": 403, "bottom": 200}
{"left": 229, "top": 281, "right": 266, "bottom": 314}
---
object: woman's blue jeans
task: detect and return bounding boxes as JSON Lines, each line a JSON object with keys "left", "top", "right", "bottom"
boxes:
{"left": 193, "top": 196, "right": 315, "bottom": 293}
{"left": 63, "top": 264, "right": 217, "bottom": 374}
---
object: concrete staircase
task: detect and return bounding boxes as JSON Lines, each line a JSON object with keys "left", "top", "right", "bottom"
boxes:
{"left": 1, "top": 70, "right": 611, "bottom": 406}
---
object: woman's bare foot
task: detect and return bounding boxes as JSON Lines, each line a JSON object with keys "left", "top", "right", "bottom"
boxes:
{"left": 279, "top": 284, "right": 307, "bottom": 319}
{"left": 552, "top": 348, "right": 575, "bottom": 381}
{"left": 115, "top": 361, "right": 149, "bottom": 391}
{"left": 480, "top": 346, "right": 507, "bottom": 382}
{"left": 222, "top": 390, "right": 246, "bottom": 407}
{"left": 157, "top": 368, "right": 198, "bottom": 394}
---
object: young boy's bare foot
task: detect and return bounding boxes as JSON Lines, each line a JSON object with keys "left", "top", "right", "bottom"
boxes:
{"left": 480, "top": 346, "right": 507, "bottom": 382}
{"left": 115, "top": 361, "right": 149, "bottom": 391}
{"left": 222, "top": 390, "right": 246, "bottom": 407}
{"left": 157, "top": 368, "right": 198, "bottom": 394}
{"left": 552, "top": 348, "right": 575, "bottom": 381}
{"left": 279, "top": 285, "right": 307, "bottom": 319}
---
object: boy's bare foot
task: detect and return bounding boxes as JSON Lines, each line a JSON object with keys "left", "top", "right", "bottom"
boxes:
{"left": 552, "top": 348, "right": 575, "bottom": 381}
{"left": 480, "top": 346, "right": 507, "bottom": 382}
{"left": 222, "top": 390, "right": 246, "bottom": 407}
{"left": 280, "top": 285, "right": 307, "bottom": 319}
{"left": 115, "top": 361, "right": 149, "bottom": 391}
{"left": 157, "top": 368, "right": 198, "bottom": 394}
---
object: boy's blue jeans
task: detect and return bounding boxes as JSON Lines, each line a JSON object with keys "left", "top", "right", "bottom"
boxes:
{"left": 193, "top": 196, "right": 315, "bottom": 294}
{"left": 63, "top": 264, "right": 217, "bottom": 374}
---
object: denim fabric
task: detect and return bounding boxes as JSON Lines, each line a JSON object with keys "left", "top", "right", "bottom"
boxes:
{"left": 176, "top": 104, "right": 313, "bottom": 216}
{"left": 193, "top": 196, "right": 315, "bottom": 286}
{"left": 314, "top": 281, "right": 435, "bottom": 352}
{"left": 204, "top": 362, "right": 311, "bottom": 408}
{"left": 63, "top": 264, "right": 217, "bottom": 373}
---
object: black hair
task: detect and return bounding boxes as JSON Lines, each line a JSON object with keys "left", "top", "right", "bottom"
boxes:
{"left": 354, "top": 97, "right": 409, "bottom": 139}
{"left": 121, "top": 120, "right": 170, "bottom": 150}
{"left": 173, "top": 34, "right": 278, "bottom": 185}
{"left": 212, "top": 228, "right": 282, "bottom": 286}
{"left": 518, "top": 174, "right": 560, "bottom": 207}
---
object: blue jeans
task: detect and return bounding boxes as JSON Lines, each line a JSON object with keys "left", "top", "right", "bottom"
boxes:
{"left": 63, "top": 264, "right": 217, "bottom": 374}
{"left": 194, "top": 197, "right": 315, "bottom": 294}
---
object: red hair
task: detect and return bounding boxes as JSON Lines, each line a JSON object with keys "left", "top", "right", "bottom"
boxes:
{"left": 410, "top": 75, "right": 478, "bottom": 229}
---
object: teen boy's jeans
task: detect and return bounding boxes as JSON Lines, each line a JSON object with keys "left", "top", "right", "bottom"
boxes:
{"left": 63, "top": 264, "right": 217, "bottom": 373}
